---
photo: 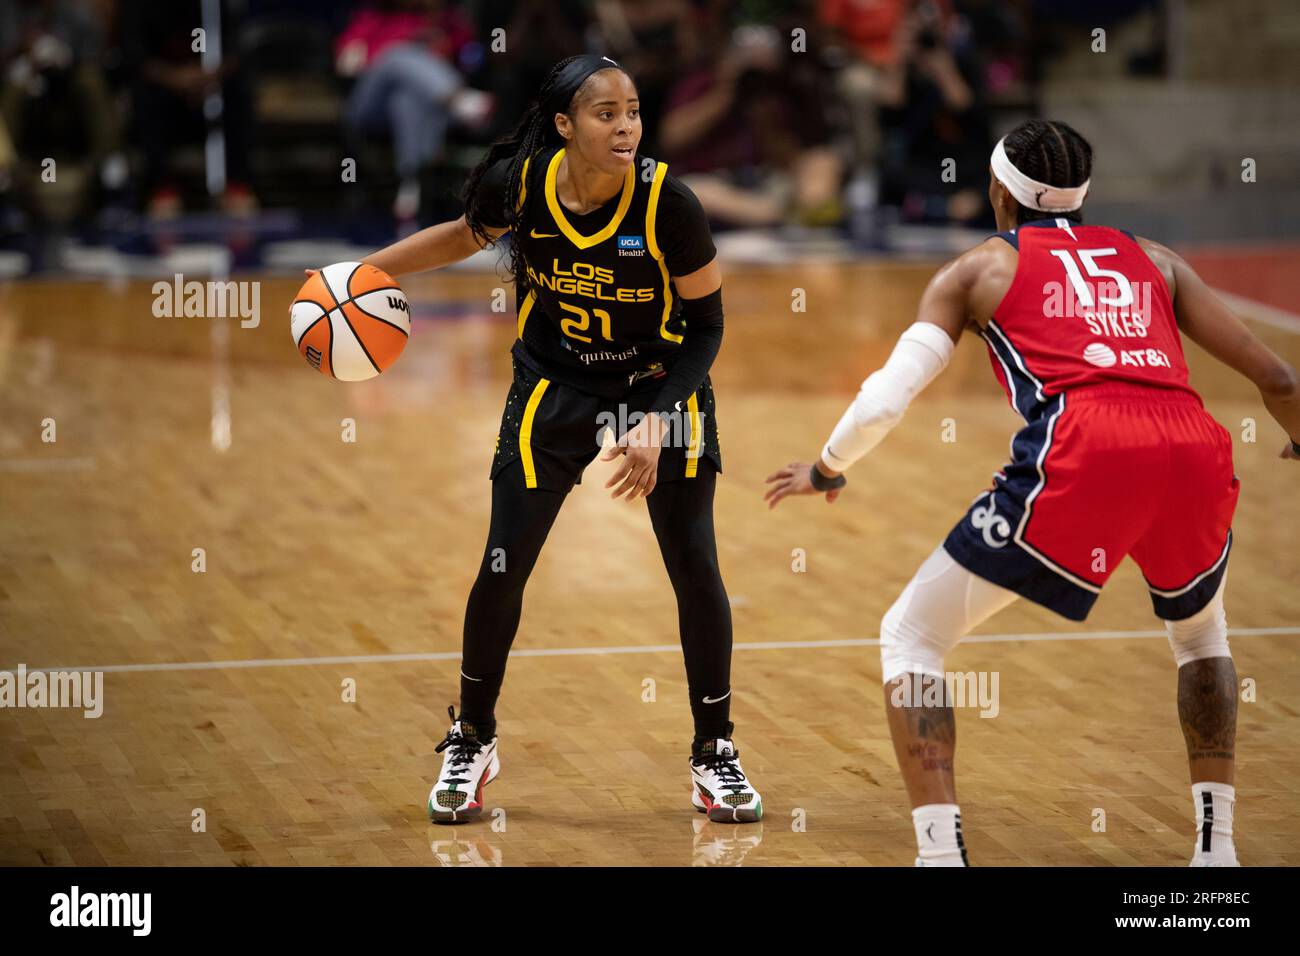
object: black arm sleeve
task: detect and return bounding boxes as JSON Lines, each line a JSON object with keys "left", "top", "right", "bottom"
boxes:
{"left": 649, "top": 176, "right": 721, "bottom": 415}
{"left": 650, "top": 288, "right": 724, "bottom": 415}
{"left": 468, "top": 157, "right": 514, "bottom": 229}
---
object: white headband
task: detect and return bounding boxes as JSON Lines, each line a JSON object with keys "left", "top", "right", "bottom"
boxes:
{"left": 990, "top": 137, "right": 1090, "bottom": 213}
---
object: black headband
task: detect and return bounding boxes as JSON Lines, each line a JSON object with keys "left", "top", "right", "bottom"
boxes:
{"left": 542, "top": 54, "right": 624, "bottom": 117}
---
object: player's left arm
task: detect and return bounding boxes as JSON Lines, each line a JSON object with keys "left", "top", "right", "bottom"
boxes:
{"left": 645, "top": 175, "right": 726, "bottom": 422}
{"left": 654, "top": 256, "right": 725, "bottom": 408}
{"left": 764, "top": 250, "right": 974, "bottom": 508}
{"left": 603, "top": 256, "right": 724, "bottom": 501}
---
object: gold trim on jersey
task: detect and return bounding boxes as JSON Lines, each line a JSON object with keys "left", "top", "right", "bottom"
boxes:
{"left": 519, "top": 377, "right": 551, "bottom": 489}
{"left": 645, "top": 160, "right": 683, "bottom": 344}
{"left": 516, "top": 156, "right": 531, "bottom": 212}
{"left": 685, "top": 391, "right": 701, "bottom": 478}
{"left": 544, "top": 148, "right": 636, "bottom": 250}
{"left": 517, "top": 288, "right": 536, "bottom": 339}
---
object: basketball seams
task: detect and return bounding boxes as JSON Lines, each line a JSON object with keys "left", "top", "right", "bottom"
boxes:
{"left": 292, "top": 297, "right": 331, "bottom": 345}
{"left": 294, "top": 313, "right": 326, "bottom": 349}
{"left": 350, "top": 296, "right": 411, "bottom": 337}
{"left": 318, "top": 263, "right": 353, "bottom": 308}
{"left": 334, "top": 286, "right": 403, "bottom": 311}
{"left": 332, "top": 305, "right": 382, "bottom": 375}
{"left": 326, "top": 307, "right": 335, "bottom": 377}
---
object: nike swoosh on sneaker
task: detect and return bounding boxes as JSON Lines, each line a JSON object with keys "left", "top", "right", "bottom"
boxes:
{"left": 529, "top": 229, "right": 559, "bottom": 238}
{"left": 701, "top": 690, "right": 731, "bottom": 704}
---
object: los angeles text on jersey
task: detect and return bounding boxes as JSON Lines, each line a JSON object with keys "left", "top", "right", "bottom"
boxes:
{"left": 526, "top": 258, "right": 656, "bottom": 303}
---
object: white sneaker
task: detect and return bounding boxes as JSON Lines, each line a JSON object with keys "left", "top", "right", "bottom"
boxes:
{"left": 427, "top": 706, "right": 499, "bottom": 824}
{"left": 690, "top": 738, "right": 762, "bottom": 823}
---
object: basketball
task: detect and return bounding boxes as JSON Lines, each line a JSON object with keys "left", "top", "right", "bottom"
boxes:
{"left": 290, "top": 261, "right": 411, "bottom": 381}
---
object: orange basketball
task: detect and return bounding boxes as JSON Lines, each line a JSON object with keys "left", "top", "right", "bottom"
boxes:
{"left": 290, "top": 262, "right": 411, "bottom": 381}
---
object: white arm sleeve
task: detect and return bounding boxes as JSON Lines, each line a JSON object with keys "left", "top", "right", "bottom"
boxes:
{"left": 820, "top": 321, "right": 955, "bottom": 472}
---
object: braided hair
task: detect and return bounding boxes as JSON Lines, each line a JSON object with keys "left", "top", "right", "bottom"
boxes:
{"left": 1001, "top": 119, "right": 1094, "bottom": 224}
{"left": 461, "top": 55, "right": 633, "bottom": 291}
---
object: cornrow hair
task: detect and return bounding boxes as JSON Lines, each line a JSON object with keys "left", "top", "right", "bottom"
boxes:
{"left": 461, "top": 55, "right": 632, "bottom": 291}
{"left": 1001, "top": 119, "right": 1094, "bottom": 224}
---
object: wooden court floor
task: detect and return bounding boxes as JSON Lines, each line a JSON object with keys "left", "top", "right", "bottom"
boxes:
{"left": 1, "top": 260, "right": 1297, "bottom": 866}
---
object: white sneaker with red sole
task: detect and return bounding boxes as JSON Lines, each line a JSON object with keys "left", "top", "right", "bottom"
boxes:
{"left": 427, "top": 707, "right": 499, "bottom": 824}
{"left": 690, "top": 738, "right": 762, "bottom": 823}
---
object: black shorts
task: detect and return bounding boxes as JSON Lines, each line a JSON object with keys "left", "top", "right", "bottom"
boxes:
{"left": 490, "top": 357, "right": 723, "bottom": 493}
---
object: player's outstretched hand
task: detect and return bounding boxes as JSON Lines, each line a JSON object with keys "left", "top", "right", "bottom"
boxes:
{"left": 601, "top": 413, "right": 666, "bottom": 501}
{"left": 764, "top": 461, "right": 842, "bottom": 509}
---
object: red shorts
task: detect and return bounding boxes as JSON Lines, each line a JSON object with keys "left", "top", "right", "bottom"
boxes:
{"left": 944, "top": 382, "right": 1239, "bottom": 620}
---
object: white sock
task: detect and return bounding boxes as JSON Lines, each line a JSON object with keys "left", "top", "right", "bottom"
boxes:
{"left": 912, "top": 803, "right": 968, "bottom": 866}
{"left": 1190, "top": 782, "right": 1238, "bottom": 865}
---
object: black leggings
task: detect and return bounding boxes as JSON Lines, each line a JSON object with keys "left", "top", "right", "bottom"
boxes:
{"left": 459, "top": 458, "right": 734, "bottom": 741}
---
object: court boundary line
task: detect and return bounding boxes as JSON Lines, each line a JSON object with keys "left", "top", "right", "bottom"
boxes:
{"left": 17, "top": 626, "right": 1299, "bottom": 675}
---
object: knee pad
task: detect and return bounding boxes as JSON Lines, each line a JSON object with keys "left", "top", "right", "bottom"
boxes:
{"left": 879, "top": 548, "right": 1019, "bottom": 684}
{"left": 880, "top": 590, "right": 950, "bottom": 684}
{"left": 1165, "top": 580, "right": 1230, "bottom": 667}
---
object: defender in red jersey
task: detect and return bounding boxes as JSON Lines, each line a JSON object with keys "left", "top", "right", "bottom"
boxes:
{"left": 765, "top": 120, "right": 1300, "bottom": 866}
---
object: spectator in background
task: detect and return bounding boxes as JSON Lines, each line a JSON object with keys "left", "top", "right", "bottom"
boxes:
{"left": 955, "top": 0, "right": 1029, "bottom": 99}
{"left": 817, "top": 0, "right": 906, "bottom": 175}
{"left": 592, "top": 0, "right": 691, "bottom": 153}
{"left": 0, "top": 0, "right": 120, "bottom": 225}
{"left": 876, "top": 0, "right": 991, "bottom": 225}
{"left": 469, "top": 0, "right": 591, "bottom": 145}
{"left": 120, "top": 0, "right": 258, "bottom": 218}
{"left": 659, "top": 16, "right": 843, "bottom": 229}
{"left": 0, "top": 113, "right": 13, "bottom": 187}
{"left": 337, "top": 0, "right": 493, "bottom": 223}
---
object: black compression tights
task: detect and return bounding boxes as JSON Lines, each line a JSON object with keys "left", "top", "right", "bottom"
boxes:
{"left": 458, "top": 458, "right": 734, "bottom": 742}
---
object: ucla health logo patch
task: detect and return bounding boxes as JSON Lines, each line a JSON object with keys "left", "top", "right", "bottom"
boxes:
{"left": 617, "top": 235, "right": 645, "bottom": 256}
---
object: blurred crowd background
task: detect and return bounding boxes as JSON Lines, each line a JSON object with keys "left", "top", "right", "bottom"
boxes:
{"left": 1, "top": 0, "right": 1298, "bottom": 275}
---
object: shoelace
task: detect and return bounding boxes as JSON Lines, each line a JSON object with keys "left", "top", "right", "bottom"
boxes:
{"left": 700, "top": 750, "right": 747, "bottom": 790}
{"left": 434, "top": 705, "right": 483, "bottom": 782}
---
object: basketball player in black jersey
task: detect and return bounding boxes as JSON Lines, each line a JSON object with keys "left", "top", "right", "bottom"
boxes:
{"left": 356, "top": 54, "right": 761, "bottom": 824}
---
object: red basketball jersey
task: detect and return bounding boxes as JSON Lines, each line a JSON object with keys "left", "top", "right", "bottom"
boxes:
{"left": 985, "top": 219, "right": 1198, "bottom": 413}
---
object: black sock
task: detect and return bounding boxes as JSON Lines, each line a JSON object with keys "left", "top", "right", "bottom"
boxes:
{"left": 458, "top": 669, "right": 503, "bottom": 740}
{"left": 690, "top": 691, "right": 733, "bottom": 743}
{"left": 692, "top": 720, "right": 735, "bottom": 758}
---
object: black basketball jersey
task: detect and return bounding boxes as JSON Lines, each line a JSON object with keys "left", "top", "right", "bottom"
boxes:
{"left": 477, "top": 145, "right": 715, "bottom": 396}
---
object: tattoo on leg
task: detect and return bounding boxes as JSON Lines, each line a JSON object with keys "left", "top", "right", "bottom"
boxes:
{"left": 1178, "top": 657, "right": 1237, "bottom": 762}
{"left": 907, "top": 703, "right": 956, "bottom": 745}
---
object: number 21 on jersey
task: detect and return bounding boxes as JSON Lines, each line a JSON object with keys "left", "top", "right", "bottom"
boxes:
{"left": 559, "top": 301, "right": 613, "bottom": 343}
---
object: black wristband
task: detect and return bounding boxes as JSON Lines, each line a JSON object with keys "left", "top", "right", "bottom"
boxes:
{"left": 809, "top": 463, "right": 847, "bottom": 491}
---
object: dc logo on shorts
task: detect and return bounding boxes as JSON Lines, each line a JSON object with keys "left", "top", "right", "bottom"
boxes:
{"left": 970, "top": 494, "right": 1012, "bottom": 548}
